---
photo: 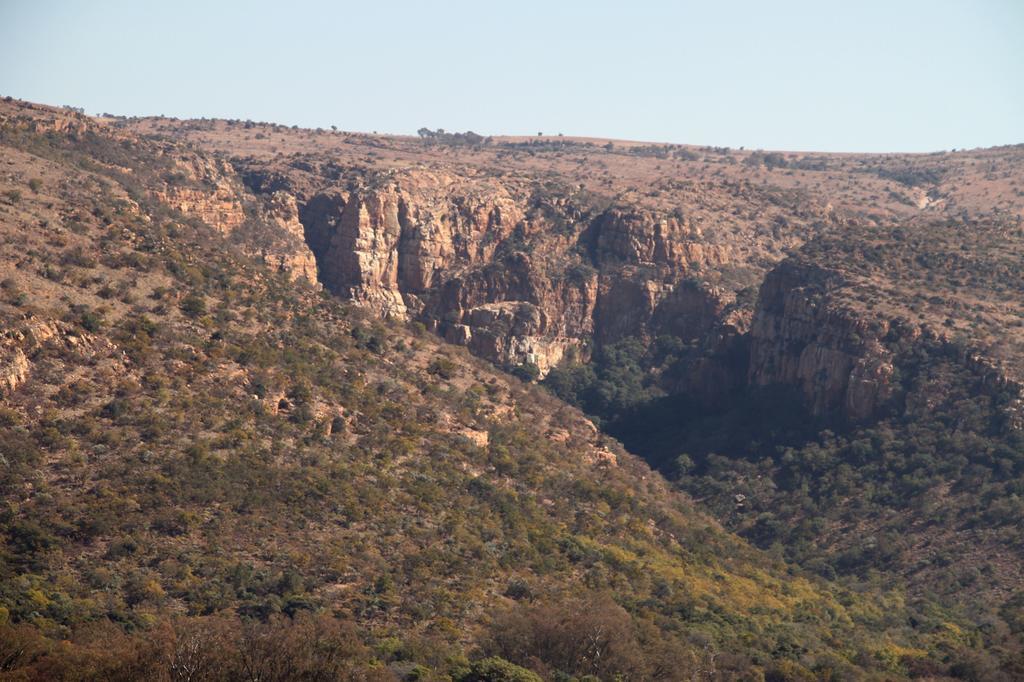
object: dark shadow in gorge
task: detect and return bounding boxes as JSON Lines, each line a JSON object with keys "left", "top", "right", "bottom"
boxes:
{"left": 604, "top": 383, "right": 827, "bottom": 478}
{"left": 540, "top": 333, "right": 830, "bottom": 480}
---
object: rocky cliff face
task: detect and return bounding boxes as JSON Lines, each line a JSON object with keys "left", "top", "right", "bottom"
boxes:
{"left": 158, "top": 156, "right": 319, "bottom": 286}
{"left": 300, "top": 172, "right": 525, "bottom": 316}
{"left": 748, "top": 259, "right": 1024, "bottom": 427}
{"left": 200, "top": 141, "right": 1023, "bottom": 430}
{"left": 589, "top": 207, "right": 730, "bottom": 273}
{"left": 748, "top": 262, "right": 897, "bottom": 420}
{"left": 111, "top": 112, "right": 1024, "bottom": 428}
{"left": 259, "top": 191, "right": 319, "bottom": 284}
{"left": 157, "top": 156, "right": 247, "bottom": 236}
{"left": 272, "top": 169, "right": 763, "bottom": 375}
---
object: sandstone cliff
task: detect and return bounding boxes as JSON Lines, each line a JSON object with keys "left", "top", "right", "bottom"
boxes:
{"left": 157, "top": 156, "right": 247, "bottom": 235}
{"left": 244, "top": 165, "right": 792, "bottom": 376}
{"left": 259, "top": 190, "right": 319, "bottom": 284}
{"left": 156, "top": 151, "right": 318, "bottom": 286}
{"left": 218, "top": 151, "right": 1024, "bottom": 430}
{"left": 748, "top": 261, "right": 897, "bottom": 420}
{"left": 748, "top": 258, "right": 1024, "bottom": 427}
{"left": 113, "top": 113, "right": 1024, "bottom": 425}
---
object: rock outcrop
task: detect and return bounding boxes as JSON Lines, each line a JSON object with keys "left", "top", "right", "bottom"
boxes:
{"left": 748, "top": 262, "right": 897, "bottom": 419}
{"left": 0, "top": 348, "right": 29, "bottom": 398}
{"left": 748, "top": 259, "right": 1024, "bottom": 427}
{"left": 589, "top": 207, "right": 730, "bottom": 273}
{"left": 158, "top": 156, "right": 247, "bottom": 235}
{"left": 288, "top": 170, "right": 755, "bottom": 374}
{"left": 301, "top": 172, "right": 525, "bottom": 317}
{"left": 260, "top": 191, "right": 319, "bottom": 284}
{"left": 158, "top": 156, "right": 319, "bottom": 286}
{"left": 1, "top": 319, "right": 99, "bottom": 400}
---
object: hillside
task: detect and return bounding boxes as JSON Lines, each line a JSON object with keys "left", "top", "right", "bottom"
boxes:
{"left": 117, "top": 113, "right": 1024, "bottom": 394}
{"left": 0, "top": 97, "right": 1022, "bottom": 680}
{"left": 117, "top": 109, "right": 1024, "bottom": 616}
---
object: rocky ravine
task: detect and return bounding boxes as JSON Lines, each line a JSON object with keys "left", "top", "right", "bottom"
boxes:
{"left": 236, "top": 163, "right": 833, "bottom": 384}
{"left": 130, "top": 139, "right": 1022, "bottom": 432}
{"left": 148, "top": 134, "right": 1023, "bottom": 429}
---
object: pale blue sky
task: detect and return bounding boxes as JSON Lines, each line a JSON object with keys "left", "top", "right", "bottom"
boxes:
{"left": 1, "top": 1, "right": 1021, "bottom": 152}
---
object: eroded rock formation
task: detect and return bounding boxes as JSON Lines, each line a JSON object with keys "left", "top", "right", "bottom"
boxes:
{"left": 282, "top": 169, "right": 760, "bottom": 375}
{"left": 748, "top": 259, "right": 1024, "bottom": 427}
{"left": 748, "top": 262, "right": 897, "bottom": 419}
{"left": 158, "top": 155, "right": 319, "bottom": 286}
{"left": 158, "top": 156, "right": 247, "bottom": 235}
{"left": 225, "top": 152, "right": 1022, "bottom": 428}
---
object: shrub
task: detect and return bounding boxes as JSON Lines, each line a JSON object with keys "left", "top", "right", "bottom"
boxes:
{"left": 77, "top": 307, "right": 105, "bottom": 332}
{"left": 459, "top": 657, "right": 542, "bottom": 682}
{"left": 486, "top": 595, "right": 646, "bottom": 680}
{"left": 427, "top": 356, "right": 457, "bottom": 380}
{"left": 180, "top": 293, "right": 207, "bottom": 318}
{"left": 509, "top": 362, "right": 540, "bottom": 383}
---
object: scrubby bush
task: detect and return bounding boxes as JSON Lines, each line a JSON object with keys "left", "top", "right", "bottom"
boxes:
{"left": 180, "top": 293, "right": 207, "bottom": 318}
{"left": 458, "top": 657, "right": 542, "bottom": 682}
{"left": 427, "top": 356, "right": 457, "bottom": 380}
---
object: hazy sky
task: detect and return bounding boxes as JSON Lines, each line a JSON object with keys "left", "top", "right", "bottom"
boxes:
{"left": 1, "top": 1, "right": 1021, "bottom": 152}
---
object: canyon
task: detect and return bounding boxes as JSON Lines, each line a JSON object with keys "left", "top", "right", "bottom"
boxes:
{"left": 121, "top": 112, "right": 1024, "bottom": 431}
{"left": 129, "top": 112, "right": 1024, "bottom": 615}
{"left": 3, "top": 97, "right": 1024, "bottom": 678}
